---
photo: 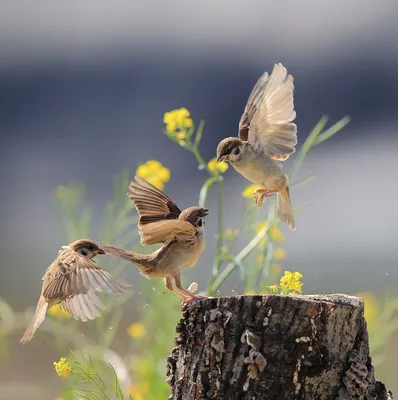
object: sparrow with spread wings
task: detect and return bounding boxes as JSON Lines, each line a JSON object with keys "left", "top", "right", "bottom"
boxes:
{"left": 100, "top": 176, "right": 209, "bottom": 302}
{"left": 20, "top": 239, "right": 132, "bottom": 344}
{"left": 216, "top": 63, "right": 297, "bottom": 230}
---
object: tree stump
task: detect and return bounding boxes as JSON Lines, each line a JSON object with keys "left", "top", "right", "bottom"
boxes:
{"left": 166, "top": 294, "right": 393, "bottom": 400}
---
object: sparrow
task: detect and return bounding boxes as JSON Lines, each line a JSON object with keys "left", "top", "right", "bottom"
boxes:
{"left": 99, "top": 176, "right": 209, "bottom": 302}
{"left": 20, "top": 239, "right": 132, "bottom": 344}
{"left": 216, "top": 63, "right": 297, "bottom": 230}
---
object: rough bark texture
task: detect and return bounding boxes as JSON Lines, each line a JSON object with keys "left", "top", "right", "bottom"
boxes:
{"left": 166, "top": 294, "right": 393, "bottom": 400}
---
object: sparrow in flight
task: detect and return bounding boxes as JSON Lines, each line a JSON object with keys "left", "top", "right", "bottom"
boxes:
{"left": 100, "top": 176, "right": 209, "bottom": 302}
{"left": 20, "top": 239, "right": 131, "bottom": 344}
{"left": 216, "top": 63, "right": 297, "bottom": 230}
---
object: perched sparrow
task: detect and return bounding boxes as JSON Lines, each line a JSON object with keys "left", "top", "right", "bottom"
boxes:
{"left": 216, "top": 63, "right": 297, "bottom": 230}
{"left": 20, "top": 239, "right": 131, "bottom": 344}
{"left": 100, "top": 176, "right": 209, "bottom": 302}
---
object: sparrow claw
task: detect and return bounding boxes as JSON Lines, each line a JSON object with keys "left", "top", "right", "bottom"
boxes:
{"left": 254, "top": 188, "right": 277, "bottom": 208}
{"left": 181, "top": 294, "right": 206, "bottom": 303}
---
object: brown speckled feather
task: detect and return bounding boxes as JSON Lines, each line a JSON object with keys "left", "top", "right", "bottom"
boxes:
{"left": 20, "top": 240, "right": 132, "bottom": 344}
{"left": 128, "top": 176, "right": 181, "bottom": 226}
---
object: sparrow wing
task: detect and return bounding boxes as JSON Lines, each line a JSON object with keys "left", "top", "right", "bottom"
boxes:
{"left": 41, "top": 251, "right": 131, "bottom": 322}
{"left": 238, "top": 70, "right": 269, "bottom": 141}
{"left": 246, "top": 63, "right": 297, "bottom": 161}
{"left": 128, "top": 176, "right": 182, "bottom": 225}
{"left": 139, "top": 219, "right": 196, "bottom": 246}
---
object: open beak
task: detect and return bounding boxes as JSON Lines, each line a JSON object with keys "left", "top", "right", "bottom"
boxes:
{"left": 216, "top": 154, "right": 226, "bottom": 163}
{"left": 203, "top": 208, "right": 210, "bottom": 216}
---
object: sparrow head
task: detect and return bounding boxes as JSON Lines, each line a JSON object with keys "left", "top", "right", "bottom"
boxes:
{"left": 69, "top": 239, "right": 105, "bottom": 258}
{"left": 216, "top": 137, "right": 245, "bottom": 163}
{"left": 179, "top": 206, "right": 210, "bottom": 229}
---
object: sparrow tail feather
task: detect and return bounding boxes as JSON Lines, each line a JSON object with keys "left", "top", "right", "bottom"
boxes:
{"left": 277, "top": 186, "right": 295, "bottom": 231}
{"left": 20, "top": 296, "right": 48, "bottom": 344}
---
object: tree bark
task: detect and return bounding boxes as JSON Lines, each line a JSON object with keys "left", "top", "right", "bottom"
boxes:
{"left": 166, "top": 294, "right": 393, "bottom": 400}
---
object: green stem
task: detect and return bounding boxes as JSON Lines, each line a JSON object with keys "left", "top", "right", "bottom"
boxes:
{"left": 208, "top": 227, "right": 268, "bottom": 295}
{"left": 191, "top": 145, "right": 207, "bottom": 170}
{"left": 207, "top": 177, "right": 224, "bottom": 295}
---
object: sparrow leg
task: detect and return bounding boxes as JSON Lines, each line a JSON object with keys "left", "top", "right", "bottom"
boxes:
{"left": 174, "top": 273, "right": 205, "bottom": 303}
{"left": 254, "top": 188, "right": 277, "bottom": 208}
{"left": 164, "top": 276, "right": 197, "bottom": 302}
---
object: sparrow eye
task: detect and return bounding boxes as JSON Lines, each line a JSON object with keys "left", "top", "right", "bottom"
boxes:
{"left": 79, "top": 249, "right": 89, "bottom": 256}
{"left": 233, "top": 147, "right": 240, "bottom": 155}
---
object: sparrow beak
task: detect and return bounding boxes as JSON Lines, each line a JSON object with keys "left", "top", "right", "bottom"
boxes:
{"left": 96, "top": 247, "right": 106, "bottom": 255}
{"left": 203, "top": 208, "right": 210, "bottom": 216}
{"left": 216, "top": 154, "right": 226, "bottom": 163}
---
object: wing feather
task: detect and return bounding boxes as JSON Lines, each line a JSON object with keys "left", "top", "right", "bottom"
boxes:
{"left": 139, "top": 219, "right": 196, "bottom": 246}
{"left": 128, "top": 176, "right": 181, "bottom": 226}
{"left": 42, "top": 251, "right": 131, "bottom": 322}
{"left": 238, "top": 71, "right": 270, "bottom": 141}
{"left": 243, "top": 64, "right": 297, "bottom": 161}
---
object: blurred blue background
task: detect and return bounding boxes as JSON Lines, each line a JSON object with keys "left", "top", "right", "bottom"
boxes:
{"left": 1, "top": 0, "right": 398, "bottom": 398}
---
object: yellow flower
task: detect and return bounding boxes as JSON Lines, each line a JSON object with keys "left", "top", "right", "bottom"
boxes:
{"left": 268, "top": 284, "right": 279, "bottom": 293}
{"left": 126, "top": 382, "right": 149, "bottom": 400}
{"left": 221, "top": 245, "right": 229, "bottom": 255}
{"left": 224, "top": 228, "right": 240, "bottom": 239}
{"left": 54, "top": 357, "right": 72, "bottom": 377}
{"left": 176, "top": 132, "right": 186, "bottom": 141}
{"left": 127, "top": 322, "right": 147, "bottom": 338}
{"left": 256, "top": 222, "right": 267, "bottom": 235}
{"left": 207, "top": 157, "right": 229, "bottom": 175}
{"left": 269, "top": 226, "right": 285, "bottom": 243}
{"left": 135, "top": 160, "right": 170, "bottom": 190}
{"left": 356, "top": 291, "right": 378, "bottom": 328}
{"left": 273, "top": 248, "right": 286, "bottom": 261}
{"left": 256, "top": 222, "right": 267, "bottom": 246}
{"left": 279, "top": 271, "right": 303, "bottom": 294}
{"left": 241, "top": 184, "right": 263, "bottom": 199}
{"left": 163, "top": 108, "right": 193, "bottom": 134}
{"left": 48, "top": 305, "right": 71, "bottom": 319}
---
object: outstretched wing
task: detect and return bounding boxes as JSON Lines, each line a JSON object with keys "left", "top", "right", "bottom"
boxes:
{"left": 42, "top": 251, "right": 131, "bottom": 322}
{"left": 243, "top": 63, "right": 297, "bottom": 161}
{"left": 238, "top": 70, "right": 269, "bottom": 141}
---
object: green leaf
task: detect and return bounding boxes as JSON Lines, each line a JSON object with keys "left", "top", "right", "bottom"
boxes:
{"left": 291, "top": 174, "right": 316, "bottom": 188}
{"left": 193, "top": 120, "right": 205, "bottom": 148}
{"left": 314, "top": 116, "right": 351, "bottom": 146}
{"left": 294, "top": 115, "right": 328, "bottom": 172}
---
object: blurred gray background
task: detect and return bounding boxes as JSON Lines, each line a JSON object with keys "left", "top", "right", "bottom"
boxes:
{"left": 1, "top": 0, "right": 398, "bottom": 398}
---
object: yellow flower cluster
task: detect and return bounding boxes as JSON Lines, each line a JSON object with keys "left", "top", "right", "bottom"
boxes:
{"left": 54, "top": 357, "right": 72, "bottom": 377}
{"left": 242, "top": 184, "right": 263, "bottom": 199}
{"left": 127, "top": 322, "right": 147, "bottom": 338}
{"left": 269, "top": 226, "right": 285, "bottom": 243}
{"left": 164, "top": 108, "right": 194, "bottom": 135}
{"left": 224, "top": 228, "right": 240, "bottom": 240}
{"left": 256, "top": 222, "right": 268, "bottom": 246}
{"left": 48, "top": 304, "right": 72, "bottom": 319}
{"left": 280, "top": 271, "right": 303, "bottom": 294}
{"left": 136, "top": 160, "right": 170, "bottom": 191}
{"left": 207, "top": 157, "right": 229, "bottom": 175}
